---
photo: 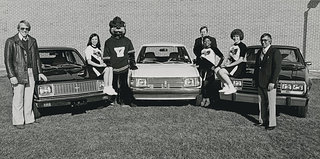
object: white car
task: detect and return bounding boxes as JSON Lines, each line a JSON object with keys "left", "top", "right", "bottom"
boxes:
{"left": 129, "top": 43, "right": 202, "bottom": 102}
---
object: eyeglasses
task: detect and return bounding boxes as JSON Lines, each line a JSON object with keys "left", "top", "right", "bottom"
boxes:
{"left": 20, "top": 27, "right": 30, "bottom": 31}
{"left": 261, "top": 39, "right": 269, "bottom": 42}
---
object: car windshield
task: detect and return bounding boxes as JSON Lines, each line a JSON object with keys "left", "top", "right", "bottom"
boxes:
{"left": 246, "top": 48, "right": 303, "bottom": 65}
{"left": 137, "top": 46, "right": 192, "bottom": 64}
{"left": 39, "top": 50, "right": 85, "bottom": 70}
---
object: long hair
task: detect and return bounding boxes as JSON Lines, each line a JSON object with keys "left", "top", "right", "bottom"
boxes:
{"left": 87, "top": 33, "right": 101, "bottom": 49}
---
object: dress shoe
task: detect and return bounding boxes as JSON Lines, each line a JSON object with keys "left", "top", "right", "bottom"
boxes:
{"left": 26, "top": 121, "right": 40, "bottom": 125}
{"left": 14, "top": 125, "right": 25, "bottom": 129}
{"left": 266, "top": 126, "right": 276, "bottom": 130}
{"left": 130, "top": 103, "right": 138, "bottom": 107}
{"left": 224, "top": 87, "right": 237, "bottom": 95}
{"left": 219, "top": 86, "right": 228, "bottom": 93}
{"left": 254, "top": 123, "right": 266, "bottom": 127}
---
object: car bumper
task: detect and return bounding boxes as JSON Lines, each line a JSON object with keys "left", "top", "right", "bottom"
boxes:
{"left": 34, "top": 92, "right": 110, "bottom": 108}
{"left": 220, "top": 92, "right": 309, "bottom": 107}
{"left": 132, "top": 88, "right": 201, "bottom": 100}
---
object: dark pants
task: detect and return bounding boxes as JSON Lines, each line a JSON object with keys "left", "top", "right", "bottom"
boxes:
{"left": 112, "top": 70, "right": 134, "bottom": 105}
{"left": 200, "top": 69, "right": 220, "bottom": 102}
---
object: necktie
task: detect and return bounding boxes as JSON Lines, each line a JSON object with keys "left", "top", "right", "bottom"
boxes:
{"left": 260, "top": 53, "right": 264, "bottom": 61}
{"left": 261, "top": 49, "right": 267, "bottom": 61}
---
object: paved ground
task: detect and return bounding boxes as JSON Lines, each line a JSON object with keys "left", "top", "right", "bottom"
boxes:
{"left": 0, "top": 69, "right": 320, "bottom": 79}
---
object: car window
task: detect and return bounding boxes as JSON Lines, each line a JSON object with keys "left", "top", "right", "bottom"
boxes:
{"left": 137, "top": 46, "right": 191, "bottom": 64}
{"left": 40, "top": 50, "right": 85, "bottom": 67}
{"left": 280, "top": 49, "right": 298, "bottom": 62}
{"left": 246, "top": 48, "right": 259, "bottom": 63}
{"left": 246, "top": 48, "right": 301, "bottom": 64}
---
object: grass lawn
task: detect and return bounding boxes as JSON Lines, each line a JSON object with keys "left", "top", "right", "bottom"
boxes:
{"left": 0, "top": 77, "right": 319, "bottom": 159}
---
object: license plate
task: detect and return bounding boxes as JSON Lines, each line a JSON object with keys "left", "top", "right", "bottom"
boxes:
{"left": 71, "top": 99, "right": 87, "bottom": 106}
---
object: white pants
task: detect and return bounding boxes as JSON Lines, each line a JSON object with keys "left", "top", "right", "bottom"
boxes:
{"left": 12, "top": 68, "right": 35, "bottom": 125}
{"left": 258, "top": 87, "right": 277, "bottom": 127}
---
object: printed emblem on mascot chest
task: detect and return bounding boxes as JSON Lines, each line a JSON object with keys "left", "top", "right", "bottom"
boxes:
{"left": 114, "top": 47, "right": 125, "bottom": 57}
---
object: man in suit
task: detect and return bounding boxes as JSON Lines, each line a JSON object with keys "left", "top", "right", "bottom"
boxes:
{"left": 4, "top": 20, "right": 47, "bottom": 129}
{"left": 253, "top": 33, "right": 282, "bottom": 130}
{"left": 193, "top": 26, "right": 217, "bottom": 71}
{"left": 193, "top": 26, "right": 219, "bottom": 106}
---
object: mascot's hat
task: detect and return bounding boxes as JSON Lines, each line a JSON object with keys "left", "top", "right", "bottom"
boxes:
{"left": 109, "top": 16, "right": 125, "bottom": 28}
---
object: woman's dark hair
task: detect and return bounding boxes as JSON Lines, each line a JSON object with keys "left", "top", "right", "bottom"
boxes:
{"left": 230, "top": 29, "right": 244, "bottom": 40}
{"left": 202, "top": 36, "right": 211, "bottom": 43}
{"left": 87, "top": 33, "right": 101, "bottom": 49}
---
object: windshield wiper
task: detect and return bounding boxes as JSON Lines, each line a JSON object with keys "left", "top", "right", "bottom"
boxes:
{"left": 164, "top": 61, "right": 186, "bottom": 64}
{"left": 43, "top": 64, "right": 84, "bottom": 75}
{"left": 282, "top": 62, "right": 305, "bottom": 70}
{"left": 57, "top": 63, "right": 83, "bottom": 69}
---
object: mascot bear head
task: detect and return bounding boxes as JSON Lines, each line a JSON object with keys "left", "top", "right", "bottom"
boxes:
{"left": 109, "top": 16, "right": 126, "bottom": 38}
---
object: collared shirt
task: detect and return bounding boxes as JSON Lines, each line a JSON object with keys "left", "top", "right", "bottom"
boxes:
{"left": 18, "top": 32, "right": 29, "bottom": 41}
{"left": 19, "top": 33, "right": 32, "bottom": 68}
{"left": 261, "top": 45, "right": 271, "bottom": 61}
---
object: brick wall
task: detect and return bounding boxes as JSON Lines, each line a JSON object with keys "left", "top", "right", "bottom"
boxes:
{"left": 1, "top": 0, "right": 319, "bottom": 69}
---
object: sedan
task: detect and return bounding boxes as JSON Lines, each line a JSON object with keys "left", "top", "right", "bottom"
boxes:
{"left": 33, "top": 47, "right": 109, "bottom": 117}
{"left": 220, "top": 45, "right": 312, "bottom": 117}
{"left": 129, "top": 43, "right": 202, "bottom": 103}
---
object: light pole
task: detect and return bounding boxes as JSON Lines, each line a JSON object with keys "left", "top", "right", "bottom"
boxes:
{"left": 303, "top": 0, "right": 320, "bottom": 59}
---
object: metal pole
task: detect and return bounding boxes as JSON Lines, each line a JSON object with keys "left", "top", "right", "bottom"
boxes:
{"left": 302, "top": 8, "right": 310, "bottom": 59}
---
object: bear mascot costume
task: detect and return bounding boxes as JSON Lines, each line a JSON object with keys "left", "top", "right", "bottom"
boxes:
{"left": 103, "top": 16, "right": 138, "bottom": 106}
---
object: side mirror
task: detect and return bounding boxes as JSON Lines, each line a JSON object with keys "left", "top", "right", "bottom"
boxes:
{"left": 305, "top": 61, "right": 312, "bottom": 66}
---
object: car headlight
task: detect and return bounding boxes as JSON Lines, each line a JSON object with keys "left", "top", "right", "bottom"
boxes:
{"left": 38, "top": 85, "right": 54, "bottom": 97}
{"left": 184, "top": 77, "right": 201, "bottom": 87}
{"left": 97, "top": 80, "right": 104, "bottom": 91}
{"left": 280, "top": 81, "right": 306, "bottom": 95}
{"left": 136, "top": 78, "right": 147, "bottom": 87}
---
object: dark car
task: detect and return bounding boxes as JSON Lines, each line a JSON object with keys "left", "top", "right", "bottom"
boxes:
{"left": 33, "top": 47, "right": 109, "bottom": 117}
{"left": 220, "top": 45, "right": 312, "bottom": 117}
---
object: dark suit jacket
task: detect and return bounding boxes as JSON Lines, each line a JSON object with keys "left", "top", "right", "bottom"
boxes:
{"left": 4, "top": 34, "right": 42, "bottom": 84}
{"left": 193, "top": 36, "right": 217, "bottom": 59}
{"left": 253, "top": 46, "right": 282, "bottom": 88}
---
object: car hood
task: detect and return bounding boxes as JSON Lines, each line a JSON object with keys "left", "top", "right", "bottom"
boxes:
{"left": 279, "top": 63, "right": 307, "bottom": 80}
{"left": 131, "top": 64, "right": 199, "bottom": 78}
{"left": 245, "top": 62, "right": 307, "bottom": 80}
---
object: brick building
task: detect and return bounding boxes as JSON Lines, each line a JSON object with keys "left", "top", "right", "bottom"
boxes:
{"left": 1, "top": 0, "right": 319, "bottom": 69}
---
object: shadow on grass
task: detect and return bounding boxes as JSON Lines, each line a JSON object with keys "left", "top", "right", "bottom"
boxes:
{"left": 35, "top": 100, "right": 111, "bottom": 118}
{"left": 206, "top": 99, "right": 304, "bottom": 124}
{"left": 135, "top": 100, "right": 191, "bottom": 107}
{"left": 36, "top": 100, "right": 190, "bottom": 118}
{"left": 209, "top": 100, "right": 260, "bottom": 124}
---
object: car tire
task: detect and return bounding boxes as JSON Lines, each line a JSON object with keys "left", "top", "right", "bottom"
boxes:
{"left": 194, "top": 94, "right": 203, "bottom": 106}
{"left": 33, "top": 103, "right": 42, "bottom": 119}
{"left": 297, "top": 105, "right": 308, "bottom": 118}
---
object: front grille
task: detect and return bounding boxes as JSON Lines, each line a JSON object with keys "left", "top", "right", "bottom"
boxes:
{"left": 242, "top": 80, "right": 256, "bottom": 93}
{"left": 54, "top": 80, "right": 100, "bottom": 95}
{"left": 240, "top": 79, "right": 281, "bottom": 93}
{"left": 148, "top": 78, "right": 183, "bottom": 88}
